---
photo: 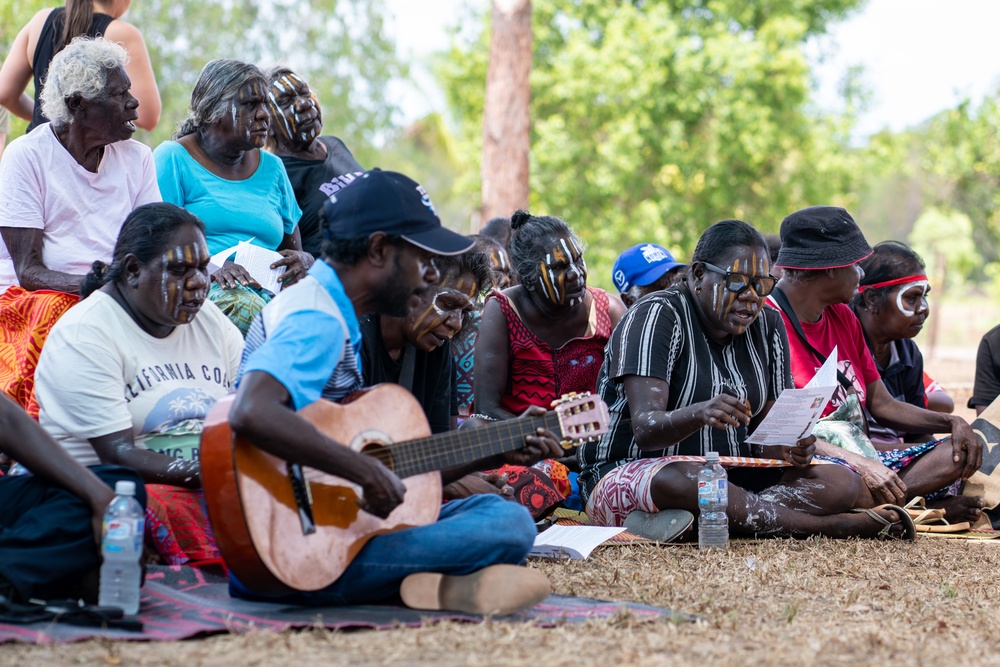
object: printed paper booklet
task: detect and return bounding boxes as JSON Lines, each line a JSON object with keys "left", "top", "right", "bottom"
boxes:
{"left": 209, "top": 238, "right": 287, "bottom": 294}
{"left": 746, "top": 349, "right": 839, "bottom": 446}
{"left": 529, "top": 525, "right": 627, "bottom": 560}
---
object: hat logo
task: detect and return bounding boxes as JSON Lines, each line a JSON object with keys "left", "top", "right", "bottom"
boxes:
{"left": 613, "top": 269, "right": 628, "bottom": 291}
{"left": 640, "top": 244, "right": 668, "bottom": 264}
{"left": 416, "top": 185, "right": 437, "bottom": 215}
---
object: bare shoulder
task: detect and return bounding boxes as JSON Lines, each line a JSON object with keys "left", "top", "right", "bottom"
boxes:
{"left": 22, "top": 8, "right": 56, "bottom": 55}
{"left": 103, "top": 19, "right": 145, "bottom": 44}
{"left": 604, "top": 289, "right": 628, "bottom": 325}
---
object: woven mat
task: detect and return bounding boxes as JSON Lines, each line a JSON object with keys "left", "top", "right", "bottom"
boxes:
{"left": 0, "top": 565, "right": 692, "bottom": 644}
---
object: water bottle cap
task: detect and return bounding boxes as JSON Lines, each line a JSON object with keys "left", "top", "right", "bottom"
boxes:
{"left": 114, "top": 480, "right": 136, "bottom": 496}
{"left": 705, "top": 451, "right": 720, "bottom": 461}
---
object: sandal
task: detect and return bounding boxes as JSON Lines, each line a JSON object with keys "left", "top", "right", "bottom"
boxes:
{"left": 851, "top": 504, "right": 917, "bottom": 541}
{"left": 903, "top": 497, "right": 946, "bottom": 525}
{"left": 623, "top": 509, "right": 694, "bottom": 542}
{"left": 904, "top": 496, "right": 973, "bottom": 533}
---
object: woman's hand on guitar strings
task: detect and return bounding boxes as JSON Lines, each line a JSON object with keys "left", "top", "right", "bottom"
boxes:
{"left": 357, "top": 457, "right": 407, "bottom": 518}
{"left": 502, "top": 406, "right": 565, "bottom": 466}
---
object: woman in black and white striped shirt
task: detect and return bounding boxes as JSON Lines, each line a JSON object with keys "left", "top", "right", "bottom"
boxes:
{"left": 578, "top": 219, "right": 915, "bottom": 541}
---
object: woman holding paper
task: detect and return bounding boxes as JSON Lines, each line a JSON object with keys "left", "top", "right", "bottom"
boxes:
{"left": 770, "top": 208, "right": 982, "bottom": 524}
{"left": 578, "top": 219, "right": 917, "bottom": 541}
{"left": 34, "top": 202, "right": 243, "bottom": 565}
{"left": 154, "top": 59, "right": 310, "bottom": 336}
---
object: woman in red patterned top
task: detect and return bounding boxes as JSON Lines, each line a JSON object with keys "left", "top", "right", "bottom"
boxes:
{"left": 473, "top": 210, "right": 626, "bottom": 515}
{"left": 475, "top": 209, "right": 627, "bottom": 418}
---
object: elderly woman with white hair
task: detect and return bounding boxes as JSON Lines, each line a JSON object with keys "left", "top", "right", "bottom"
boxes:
{"left": 154, "top": 59, "right": 309, "bottom": 336}
{"left": 0, "top": 36, "right": 160, "bottom": 417}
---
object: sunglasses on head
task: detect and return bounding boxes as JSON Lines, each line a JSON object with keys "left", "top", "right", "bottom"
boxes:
{"left": 700, "top": 262, "right": 777, "bottom": 297}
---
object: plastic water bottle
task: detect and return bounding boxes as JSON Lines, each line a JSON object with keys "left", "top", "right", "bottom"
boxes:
{"left": 698, "top": 451, "right": 729, "bottom": 550}
{"left": 98, "top": 480, "right": 145, "bottom": 614}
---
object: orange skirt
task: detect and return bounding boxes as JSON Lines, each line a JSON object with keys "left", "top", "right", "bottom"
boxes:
{"left": 0, "top": 286, "right": 79, "bottom": 418}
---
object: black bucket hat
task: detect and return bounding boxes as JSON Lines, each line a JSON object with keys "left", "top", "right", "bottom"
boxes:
{"left": 775, "top": 206, "right": 873, "bottom": 270}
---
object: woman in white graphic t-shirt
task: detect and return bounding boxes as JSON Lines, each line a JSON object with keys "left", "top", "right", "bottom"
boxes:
{"left": 35, "top": 202, "right": 244, "bottom": 565}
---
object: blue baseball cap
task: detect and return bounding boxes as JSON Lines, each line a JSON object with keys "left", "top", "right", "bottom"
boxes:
{"left": 321, "top": 169, "right": 474, "bottom": 256}
{"left": 612, "top": 243, "right": 686, "bottom": 293}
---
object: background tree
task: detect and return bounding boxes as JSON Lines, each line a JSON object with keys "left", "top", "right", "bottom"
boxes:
{"left": 0, "top": 0, "right": 404, "bottom": 164}
{"left": 480, "top": 0, "right": 532, "bottom": 222}
{"left": 439, "top": 0, "right": 868, "bottom": 289}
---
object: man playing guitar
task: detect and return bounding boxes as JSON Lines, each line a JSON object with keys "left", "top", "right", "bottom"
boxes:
{"left": 226, "top": 170, "right": 562, "bottom": 614}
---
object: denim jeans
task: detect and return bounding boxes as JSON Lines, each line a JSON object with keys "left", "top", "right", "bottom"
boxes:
{"left": 230, "top": 494, "right": 537, "bottom": 605}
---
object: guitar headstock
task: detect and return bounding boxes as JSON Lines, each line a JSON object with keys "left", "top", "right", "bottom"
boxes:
{"left": 550, "top": 392, "right": 610, "bottom": 448}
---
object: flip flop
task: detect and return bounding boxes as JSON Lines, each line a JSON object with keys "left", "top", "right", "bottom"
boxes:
{"left": 851, "top": 504, "right": 917, "bottom": 541}
{"left": 903, "top": 496, "right": 946, "bottom": 525}
{"left": 623, "top": 509, "right": 695, "bottom": 542}
{"left": 916, "top": 521, "right": 973, "bottom": 533}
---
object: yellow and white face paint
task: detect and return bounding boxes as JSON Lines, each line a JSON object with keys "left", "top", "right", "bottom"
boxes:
{"left": 536, "top": 235, "right": 586, "bottom": 307}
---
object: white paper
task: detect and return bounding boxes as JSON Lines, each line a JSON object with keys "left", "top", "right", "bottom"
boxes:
{"left": 746, "top": 348, "right": 838, "bottom": 446}
{"left": 529, "top": 525, "right": 626, "bottom": 560}
{"left": 805, "top": 347, "right": 839, "bottom": 389}
{"left": 208, "top": 237, "right": 287, "bottom": 294}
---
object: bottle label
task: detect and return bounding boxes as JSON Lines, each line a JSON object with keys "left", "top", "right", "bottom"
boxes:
{"left": 103, "top": 518, "right": 143, "bottom": 553}
{"left": 697, "top": 479, "right": 728, "bottom": 506}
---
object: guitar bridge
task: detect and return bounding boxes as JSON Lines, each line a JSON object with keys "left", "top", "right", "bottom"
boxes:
{"left": 287, "top": 462, "right": 316, "bottom": 535}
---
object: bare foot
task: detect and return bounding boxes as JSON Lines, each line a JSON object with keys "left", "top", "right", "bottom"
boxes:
{"left": 927, "top": 495, "right": 984, "bottom": 523}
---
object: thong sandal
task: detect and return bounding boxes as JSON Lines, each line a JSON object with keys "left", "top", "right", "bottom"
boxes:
{"left": 851, "top": 504, "right": 917, "bottom": 541}
{"left": 903, "top": 496, "right": 946, "bottom": 525}
{"left": 623, "top": 509, "right": 695, "bottom": 542}
{"left": 904, "top": 496, "right": 973, "bottom": 533}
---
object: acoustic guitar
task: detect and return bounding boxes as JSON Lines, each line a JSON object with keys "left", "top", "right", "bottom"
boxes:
{"left": 200, "top": 384, "right": 609, "bottom": 595}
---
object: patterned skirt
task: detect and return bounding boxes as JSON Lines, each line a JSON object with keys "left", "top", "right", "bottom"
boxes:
{"left": 144, "top": 485, "right": 222, "bottom": 568}
{"left": 208, "top": 283, "right": 272, "bottom": 338}
{"left": 0, "top": 287, "right": 79, "bottom": 418}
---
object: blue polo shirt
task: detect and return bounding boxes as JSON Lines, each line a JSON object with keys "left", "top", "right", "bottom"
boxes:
{"left": 238, "top": 260, "right": 362, "bottom": 409}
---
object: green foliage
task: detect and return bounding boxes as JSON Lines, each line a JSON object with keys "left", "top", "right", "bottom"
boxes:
{"left": 853, "top": 86, "right": 1000, "bottom": 269}
{"left": 439, "top": 0, "right": 866, "bottom": 291}
{"left": 1, "top": 0, "right": 404, "bottom": 162}
{"left": 378, "top": 112, "right": 477, "bottom": 234}
{"left": 128, "top": 0, "right": 404, "bottom": 160}
{"left": 0, "top": 0, "right": 49, "bottom": 136}
{"left": 908, "top": 207, "right": 982, "bottom": 292}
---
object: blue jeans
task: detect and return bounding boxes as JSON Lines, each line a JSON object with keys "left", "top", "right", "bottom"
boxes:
{"left": 230, "top": 494, "right": 537, "bottom": 605}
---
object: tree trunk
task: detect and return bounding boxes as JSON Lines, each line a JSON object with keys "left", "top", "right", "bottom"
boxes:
{"left": 480, "top": 0, "right": 531, "bottom": 227}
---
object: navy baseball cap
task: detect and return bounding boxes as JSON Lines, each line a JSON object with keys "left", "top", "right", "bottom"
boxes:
{"left": 322, "top": 169, "right": 473, "bottom": 256}
{"left": 612, "top": 243, "right": 686, "bottom": 293}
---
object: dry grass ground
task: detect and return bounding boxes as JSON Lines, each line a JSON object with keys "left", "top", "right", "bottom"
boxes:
{"left": 4, "top": 306, "right": 997, "bottom": 666}
{"left": 5, "top": 538, "right": 1000, "bottom": 666}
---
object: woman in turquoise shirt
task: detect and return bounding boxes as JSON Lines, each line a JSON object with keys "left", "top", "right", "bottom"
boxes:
{"left": 154, "top": 59, "right": 311, "bottom": 336}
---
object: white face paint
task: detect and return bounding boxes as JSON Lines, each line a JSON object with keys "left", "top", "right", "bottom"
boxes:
{"left": 895, "top": 280, "right": 929, "bottom": 317}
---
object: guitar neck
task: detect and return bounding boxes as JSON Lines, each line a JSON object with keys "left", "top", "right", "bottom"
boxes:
{"left": 373, "top": 411, "right": 562, "bottom": 478}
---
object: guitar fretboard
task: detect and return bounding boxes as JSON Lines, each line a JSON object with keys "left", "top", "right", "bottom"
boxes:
{"left": 364, "top": 411, "right": 563, "bottom": 478}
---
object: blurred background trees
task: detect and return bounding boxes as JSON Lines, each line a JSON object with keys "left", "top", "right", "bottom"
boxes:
{"left": 2, "top": 0, "right": 999, "bottom": 295}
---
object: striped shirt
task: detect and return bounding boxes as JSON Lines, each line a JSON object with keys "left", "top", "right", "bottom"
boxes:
{"left": 577, "top": 288, "right": 792, "bottom": 501}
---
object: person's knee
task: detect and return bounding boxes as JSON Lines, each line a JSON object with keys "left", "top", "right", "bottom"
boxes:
{"left": 819, "top": 465, "right": 863, "bottom": 511}
{"left": 468, "top": 495, "right": 536, "bottom": 562}
{"left": 649, "top": 463, "right": 698, "bottom": 510}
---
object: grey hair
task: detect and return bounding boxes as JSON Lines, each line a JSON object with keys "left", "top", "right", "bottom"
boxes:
{"left": 175, "top": 59, "right": 266, "bottom": 138}
{"left": 39, "top": 36, "right": 129, "bottom": 128}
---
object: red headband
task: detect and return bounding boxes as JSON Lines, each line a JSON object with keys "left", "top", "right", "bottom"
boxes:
{"left": 857, "top": 274, "right": 928, "bottom": 294}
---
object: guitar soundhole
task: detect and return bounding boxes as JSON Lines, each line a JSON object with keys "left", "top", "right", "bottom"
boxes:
{"left": 352, "top": 429, "right": 397, "bottom": 472}
{"left": 363, "top": 445, "right": 395, "bottom": 471}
